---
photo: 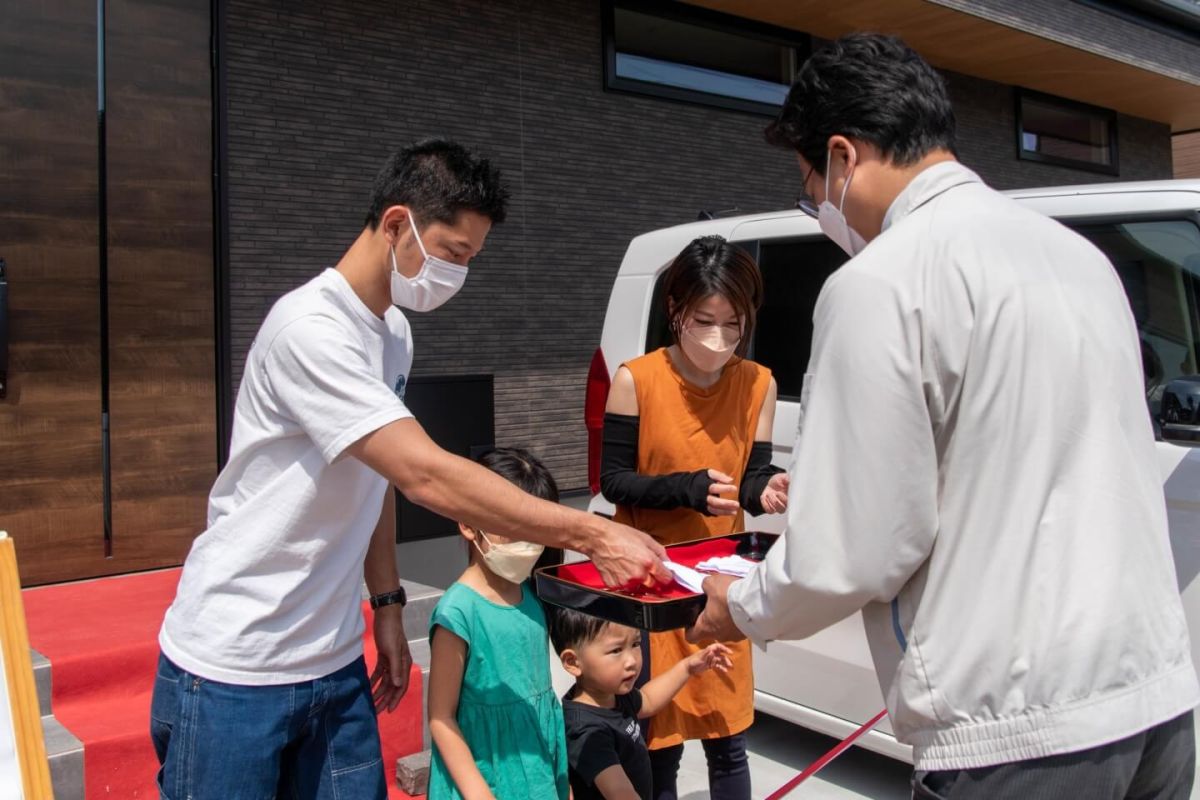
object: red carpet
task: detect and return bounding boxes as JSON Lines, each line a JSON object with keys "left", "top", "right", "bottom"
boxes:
{"left": 23, "top": 568, "right": 425, "bottom": 799}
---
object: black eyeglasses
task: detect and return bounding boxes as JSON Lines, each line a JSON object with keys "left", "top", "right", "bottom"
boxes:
{"left": 795, "top": 163, "right": 819, "bottom": 219}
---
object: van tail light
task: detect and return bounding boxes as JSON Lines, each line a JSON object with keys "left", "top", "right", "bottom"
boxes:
{"left": 585, "top": 348, "right": 611, "bottom": 496}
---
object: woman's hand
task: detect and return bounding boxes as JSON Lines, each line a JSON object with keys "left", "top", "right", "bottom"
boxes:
{"left": 759, "top": 472, "right": 789, "bottom": 515}
{"left": 706, "top": 469, "right": 740, "bottom": 516}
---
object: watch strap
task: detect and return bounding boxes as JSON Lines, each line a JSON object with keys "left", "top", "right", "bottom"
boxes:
{"left": 369, "top": 587, "right": 407, "bottom": 609}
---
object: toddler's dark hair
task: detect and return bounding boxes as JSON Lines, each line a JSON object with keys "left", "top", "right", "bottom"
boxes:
{"left": 548, "top": 606, "right": 612, "bottom": 655}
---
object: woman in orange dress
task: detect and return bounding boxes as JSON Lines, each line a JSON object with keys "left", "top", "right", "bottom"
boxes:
{"left": 600, "top": 235, "right": 789, "bottom": 800}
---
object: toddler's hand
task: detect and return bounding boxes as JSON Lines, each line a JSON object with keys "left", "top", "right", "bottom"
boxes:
{"left": 687, "top": 642, "right": 733, "bottom": 675}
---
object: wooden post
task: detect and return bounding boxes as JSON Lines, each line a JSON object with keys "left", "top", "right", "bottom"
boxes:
{"left": 0, "top": 532, "right": 53, "bottom": 799}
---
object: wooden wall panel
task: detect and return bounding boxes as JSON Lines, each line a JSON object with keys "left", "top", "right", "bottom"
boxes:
{"left": 1174, "top": 132, "right": 1200, "bottom": 179}
{"left": 688, "top": 0, "right": 1200, "bottom": 131}
{"left": 106, "top": 0, "right": 217, "bottom": 570}
{"left": 0, "top": 1, "right": 109, "bottom": 585}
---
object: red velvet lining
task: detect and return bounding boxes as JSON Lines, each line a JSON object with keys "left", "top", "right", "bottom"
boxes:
{"left": 554, "top": 536, "right": 745, "bottom": 601}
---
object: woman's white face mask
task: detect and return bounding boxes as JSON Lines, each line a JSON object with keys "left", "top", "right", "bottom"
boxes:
{"left": 680, "top": 319, "right": 740, "bottom": 373}
{"left": 474, "top": 531, "right": 544, "bottom": 585}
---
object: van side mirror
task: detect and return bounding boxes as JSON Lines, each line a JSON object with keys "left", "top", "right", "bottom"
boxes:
{"left": 1159, "top": 375, "right": 1200, "bottom": 444}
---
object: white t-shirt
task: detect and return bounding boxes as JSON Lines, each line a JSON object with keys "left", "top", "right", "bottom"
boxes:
{"left": 159, "top": 268, "right": 414, "bottom": 685}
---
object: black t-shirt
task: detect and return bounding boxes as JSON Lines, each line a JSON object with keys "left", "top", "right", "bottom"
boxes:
{"left": 563, "top": 689, "right": 652, "bottom": 800}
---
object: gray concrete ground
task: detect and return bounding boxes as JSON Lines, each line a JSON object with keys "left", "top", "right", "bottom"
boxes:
{"left": 675, "top": 714, "right": 912, "bottom": 799}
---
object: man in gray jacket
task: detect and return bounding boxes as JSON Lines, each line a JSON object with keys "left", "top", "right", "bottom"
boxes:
{"left": 691, "top": 34, "right": 1198, "bottom": 798}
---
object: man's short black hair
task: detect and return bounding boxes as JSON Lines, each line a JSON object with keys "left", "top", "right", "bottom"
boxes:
{"left": 364, "top": 138, "right": 509, "bottom": 229}
{"left": 548, "top": 607, "right": 613, "bottom": 655}
{"left": 765, "top": 33, "right": 956, "bottom": 174}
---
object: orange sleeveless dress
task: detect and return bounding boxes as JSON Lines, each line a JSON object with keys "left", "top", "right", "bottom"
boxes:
{"left": 613, "top": 347, "right": 773, "bottom": 749}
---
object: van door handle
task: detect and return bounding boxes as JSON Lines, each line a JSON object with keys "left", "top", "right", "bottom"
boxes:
{"left": 0, "top": 257, "right": 8, "bottom": 399}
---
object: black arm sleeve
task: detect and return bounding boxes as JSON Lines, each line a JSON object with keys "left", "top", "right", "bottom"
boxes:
{"left": 599, "top": 413, "right": 712, "bottom": 513}
{"left": 738, "top": 441, "right": 785, "bottom": 516}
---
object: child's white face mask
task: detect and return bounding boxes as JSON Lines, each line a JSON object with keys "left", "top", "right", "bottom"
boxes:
{"left": 475, "top": 532, "right": 544, "bottom": 584}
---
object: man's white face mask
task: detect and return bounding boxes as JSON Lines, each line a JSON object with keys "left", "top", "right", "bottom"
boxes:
{"left": 818, "top": 148, "right": 868, "bottom": 257}
{"left": 389, "top": 213, "right": 468, "bottom": 312}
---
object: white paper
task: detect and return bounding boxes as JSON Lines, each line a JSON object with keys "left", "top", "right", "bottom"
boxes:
{"left": 663, "top": 560, "right": 707, "bottom": 593}
{"left": 694, "top": 555, "right": 756, "bottom": 577}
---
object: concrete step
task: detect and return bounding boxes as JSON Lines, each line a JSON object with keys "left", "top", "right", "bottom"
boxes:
{"left": 33, "top": 648, "right": 85, "bottom": 800}
{"left": 32, "top": 648, "right": 51, "bottom": 717}
{"left": 43, "top": 713, "right": 84, "bottom": 800}
{"left": 402, "top": 579, "right": 442, "bottom": 640}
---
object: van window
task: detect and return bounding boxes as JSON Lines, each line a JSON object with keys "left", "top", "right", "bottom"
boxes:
{"left": 641, "top": 237, "right": 847, "bottom": 400}
{"left": 754, "top": 238, "right": 849, "bottom": 399}
{"left": 640, "top": 219, "right": 1200, "bottom": 426}
{"left": 1069, "top": 219, "right": 1200, "bottom": 423}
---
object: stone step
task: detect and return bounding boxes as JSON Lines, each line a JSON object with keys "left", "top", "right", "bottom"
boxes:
{"left": 402, "top": 579, "right": 442, "bottom": 641}
{"left": 43, "top": 713, "right": 84, "bottom": 800}
{"left": 32, "top": 648, "right": 51, "bottom": 717}
{"left": 33, "top": 646, "right": 86, "bottom": 798}
{"left": 396, "top": 749, "right": 432, "bottom": 796}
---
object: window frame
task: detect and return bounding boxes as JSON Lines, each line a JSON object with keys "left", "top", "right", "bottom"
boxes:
{"left": 1058, "top": 209, "right": 1200, "bottom": 444}
{"left": 1015, "top": 88, "right": 1120, "bottom": 176}
{"left": 601, "top": 0, "right": 809, "bottom": 117}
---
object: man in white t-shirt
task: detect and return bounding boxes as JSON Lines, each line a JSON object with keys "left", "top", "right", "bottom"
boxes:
{"left": 150, "top": 139, "right": 670, "bottom": 799}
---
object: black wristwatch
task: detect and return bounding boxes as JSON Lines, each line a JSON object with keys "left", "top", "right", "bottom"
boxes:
{"left": 369, "top": 587, "right": 407, "bottom": 610}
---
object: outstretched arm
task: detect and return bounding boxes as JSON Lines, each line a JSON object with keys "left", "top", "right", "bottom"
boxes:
{"left": 638, "top": 643, "right": 732, "bottom": 718}
{"left": 348, "top": 419, "right": 669, "bottom": 588}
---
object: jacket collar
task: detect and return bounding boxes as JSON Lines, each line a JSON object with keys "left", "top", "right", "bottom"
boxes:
{"left": 881, "top": 160, "right": 982, "bottom": 234}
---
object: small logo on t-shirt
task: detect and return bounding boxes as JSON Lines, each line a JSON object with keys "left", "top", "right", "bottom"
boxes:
{"left": 625, "top": 720, "right": 642, "bottom": 741}
{"left": 394, "top": 374, "right": 407, "bottom": 400}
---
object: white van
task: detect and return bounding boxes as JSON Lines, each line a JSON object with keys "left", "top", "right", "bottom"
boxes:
{"left": 584, "top": 179, "right": 1200, "bottom": 761}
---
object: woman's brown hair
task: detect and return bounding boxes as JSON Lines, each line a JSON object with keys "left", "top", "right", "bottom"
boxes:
{"left": 661, "top": 235, "right": 764, "bottom": 359}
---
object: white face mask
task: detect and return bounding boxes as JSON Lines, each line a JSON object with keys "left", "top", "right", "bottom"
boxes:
{"left": 390, "top": 213, "right": 469, "bottom": 311}
{"left": 474, "top": 532, "right": 544, "bottom": 584}
{"left": 680, "top": 321, "right": 740, "bottom": 374}
{"left": 818, "top": 148, "right": 868, "bottom": 257}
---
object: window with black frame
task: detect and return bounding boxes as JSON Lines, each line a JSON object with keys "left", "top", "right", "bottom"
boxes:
{"left": 603, "top": 1, "right": 807, "bottom": 115}
{"left": 1070, "top": 218, "right": 1200, "bottom": 442}
{"left": 1017, "top": 90, "right": 1118, "bottom": 175}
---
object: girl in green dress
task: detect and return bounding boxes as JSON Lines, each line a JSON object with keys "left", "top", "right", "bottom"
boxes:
{"left": 427, "top": 448, "right": 569, "bottom": 800}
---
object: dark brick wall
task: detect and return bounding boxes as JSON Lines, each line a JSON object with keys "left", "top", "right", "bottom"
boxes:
{"left": 224, "top": 0, "right": 1173, "bottom": 490}
{"left": 940, "top": 0, "right": 1200, "bottom": 83}
{"left": 948, "top": 71, "right": 1172, "bottom": 190}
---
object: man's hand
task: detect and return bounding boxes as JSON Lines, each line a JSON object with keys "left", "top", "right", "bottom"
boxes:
{"left": 687, "top": 574, "right": 747, "bottom": 644}
{"left": 371, "top": 604, "right": 412, "bottom": 712}
{"left": 759, "top": 472, "right": 790, "bottom": 515}
{"left": 586, "top": 518, "right": 671, "bottom": 589}
{"left": 706, "top": 469, "right": 740, "bottom": 516}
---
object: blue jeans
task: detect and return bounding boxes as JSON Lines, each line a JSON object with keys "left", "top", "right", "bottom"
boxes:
{"left": 150, "top": 652, "right": 387, "bottom": 800}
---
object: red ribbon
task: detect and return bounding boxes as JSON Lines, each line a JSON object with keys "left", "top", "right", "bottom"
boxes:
{"left": 764, "top": 709, "right": 890, "bottom": 799}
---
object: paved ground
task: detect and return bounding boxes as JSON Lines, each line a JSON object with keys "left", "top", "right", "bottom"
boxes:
{"left": 674, "top": 713, "right": 912, "bottom": 800}
{"left": 675, "top": 712, "right": 1200, "bottom": 800}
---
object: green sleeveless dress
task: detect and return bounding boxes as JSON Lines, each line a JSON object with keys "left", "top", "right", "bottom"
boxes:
{"left": 427, "top": 581, "right": 569, "bottom": 800}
